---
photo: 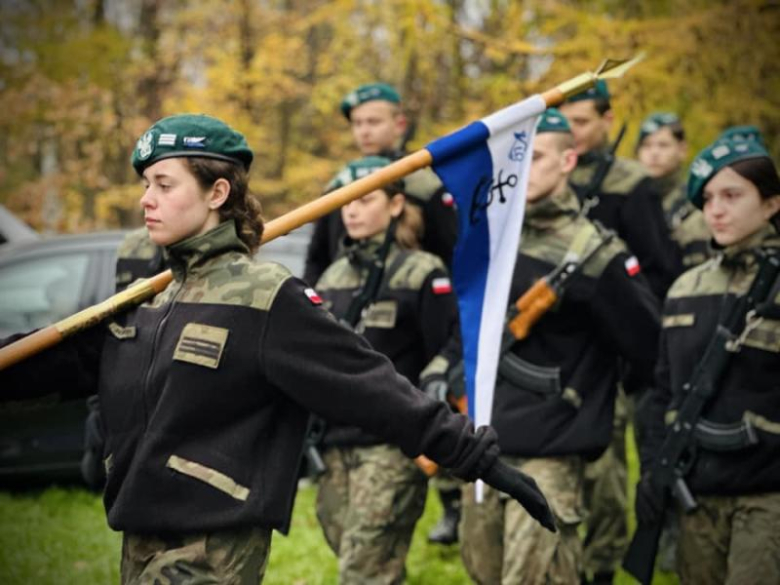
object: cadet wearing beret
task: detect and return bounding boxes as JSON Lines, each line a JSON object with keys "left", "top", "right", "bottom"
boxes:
{"left": 559, "top": 82, "right": 682, "bottom": 585}
{"left": 314, "top": 156, "right": 462, "bottom": 583}
{"left": 636, "top": 137, "right": 780, "bottom": 584}
{"left": 0, "top": 113, "right": 555, "bottom": 584}
{"left": 458, "top": 109, "right": 660, "bottom": 585}
{"left": 636, "top": 112, "right": 712, "bottom": 269}
{"left": 303, "top": 82, "right": 458, "bottom": 285}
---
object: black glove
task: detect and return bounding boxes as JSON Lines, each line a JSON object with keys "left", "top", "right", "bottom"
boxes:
{"left": 421, "top": 374, "right": 448, "bottom": 403}
{"left": 635, "top": 472, "right": 665, "bottom": 525}
{"left": 481, "top": 458, "right": 556, "bottom": 533}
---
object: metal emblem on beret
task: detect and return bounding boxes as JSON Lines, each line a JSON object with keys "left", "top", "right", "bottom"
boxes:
{"left": 711, "top": 144, "right": 730, "bottom": 159}
{"left": 691, "top": 158, "right": 713, "bottom": 178}
{"left": 642, "top": 121, "right": 660, "bottom": 133}
{"left": 345, "top": 92, "right": 358, "bottom": 106}
{"left": 136, "top": 131, "right": 154, "bottom": 160}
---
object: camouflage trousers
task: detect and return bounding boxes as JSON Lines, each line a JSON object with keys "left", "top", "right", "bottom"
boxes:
{"left": 121, "top": 526, "right": 271, "bottom": 585}
{"left": 460, "top": 456, "right": 584, "bottom": 585}
{"left": 316, "top": 444, "right": 428, "bottom": 585}
{"left": 582, "top": 390, "right": 629, "bottom": 577}
{"left": 678, "top": 492, "right": 780, "bottom": 585}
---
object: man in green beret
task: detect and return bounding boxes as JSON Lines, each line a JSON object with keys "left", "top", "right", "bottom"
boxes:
{"left": 304, "top": 83, "right": 462, "bottom": 545}
{"left": 304, "top": 82, "right": 457, "bottom": 284}
{"left": 458, "top": 109, "right": 660, "bottom": 584}
{"left": 560, "top": 83, "right": 682, "bottom": 585}
{"left": 636, "top": 112, "right": 712, "bottom": 270}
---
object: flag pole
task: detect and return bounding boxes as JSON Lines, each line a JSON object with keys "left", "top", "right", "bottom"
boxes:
{"left": 0, "top": 55, "right": 643, "bottom": 372}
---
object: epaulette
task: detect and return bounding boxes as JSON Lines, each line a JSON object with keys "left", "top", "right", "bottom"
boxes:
{"left": 387, "top": 251, "right": 446, "bottom": 290}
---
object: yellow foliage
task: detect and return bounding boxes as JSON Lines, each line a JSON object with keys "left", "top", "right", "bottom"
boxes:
{"left": 0, "top": 0, "right": 777, "bottom": 233}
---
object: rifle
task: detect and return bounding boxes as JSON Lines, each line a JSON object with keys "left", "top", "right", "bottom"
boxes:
{"left": 577, "top": 123, "right": 627, "bottom": 215}
{"left": 623, "top": 250, "right": 780, "bottom": 585}
{"left": 301, "top": 220, "right": 399, "bottom": 478}
{"left": 448, "top": 226, "right": 615, "bottom": 399}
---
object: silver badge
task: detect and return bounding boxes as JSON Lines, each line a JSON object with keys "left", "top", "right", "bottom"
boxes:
{"left": 136, "top": 131, "right": 154, "bottom": 160}
{"left": 691, "top": 158, "right": 713, "bottom": 178}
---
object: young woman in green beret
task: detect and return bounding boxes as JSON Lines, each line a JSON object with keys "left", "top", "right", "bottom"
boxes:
{"left": 636, "top": 137, "right": 780, "bottom": 584}
{"left": 313, "top": 156, "right": 460, "bottom": 584}
{"left": 1, "top": 114, "right": 554, "bottom": 584}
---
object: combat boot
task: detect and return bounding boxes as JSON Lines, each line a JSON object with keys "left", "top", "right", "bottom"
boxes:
{"left": 428, "top": 488, "right": 461, "bottom": 545}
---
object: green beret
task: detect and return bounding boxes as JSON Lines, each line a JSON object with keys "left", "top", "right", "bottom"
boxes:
{"left": 687, "top": 138, "right": 771, "bottom": 209}
{"left": 717, "top": 125, "right": 766, "bottom": 148}
{"left": 566, "top": 79, "right": 610, "bottom": 103}
{"left": 329, "top": 156, "right": 394, "bottom": 190}
{"left": 340, "top": 83, "right": 401, "bottom": 120}
{"left": 131, "top": 114, "right": 253, "bottom": 176}
{"left": 637, "top": 112, "right": 682, "bottom": 146}
{"left": 536, "top": 108, "right": 571, "bottom": 134}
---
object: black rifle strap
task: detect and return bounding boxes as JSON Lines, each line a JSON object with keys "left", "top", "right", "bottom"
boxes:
{"left": 577, "top": 123, "right": 627, "bottom": 214}
{"left": 342, "top": 218, "right": 399, "bottom": 328}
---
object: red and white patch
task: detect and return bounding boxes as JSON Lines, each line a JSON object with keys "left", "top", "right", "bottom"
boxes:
{"left": 304, "top": 287, "right": 323, "bottom": 305}
{"left": 432, "top": 277, "right": 453, "bottom": 295}
{"left": 624, "top": 256, "right": 641, "bottom": 277}
{"left": 441, "top": 192, "right": 454, "bottom": 207}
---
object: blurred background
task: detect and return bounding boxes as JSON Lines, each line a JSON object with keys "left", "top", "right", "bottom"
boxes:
{"left": 0, "top": 0, "right": 778, "bottom": 235}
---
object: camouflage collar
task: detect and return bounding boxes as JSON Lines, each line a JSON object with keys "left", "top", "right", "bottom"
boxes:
{"left": 166, "top": 220, "right": 249, "bottom": 280}
{"left": 344, "top": 233, "right": 395, "bottom": 268}
{"left": 719, "top": 225, "right": 780, "bottom": 268}
{"left": 577, "top": 146, "right": 610, "bottom": 167}
{"left": 524, "top": 186, "right": 580, "bottom": 231}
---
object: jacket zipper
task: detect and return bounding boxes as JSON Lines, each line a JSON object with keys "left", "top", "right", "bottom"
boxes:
{"left": 142, "top": 276, "right": 185, "bottom": 427}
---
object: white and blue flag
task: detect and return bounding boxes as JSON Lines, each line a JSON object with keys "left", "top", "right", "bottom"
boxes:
{"left": 426, "top": 95, "right": 545, "bottom": 440}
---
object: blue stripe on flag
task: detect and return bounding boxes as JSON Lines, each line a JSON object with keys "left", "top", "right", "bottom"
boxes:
{"left": 428, "top": 122, "right": 494, "bottom": 419}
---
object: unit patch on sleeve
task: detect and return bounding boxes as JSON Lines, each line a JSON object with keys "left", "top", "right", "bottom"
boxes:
{"left": 304, "top": 287, "right": 323, "bottom": 305}
{"left": 173, "top": 323, "right": 229, "bottom": 369}
{"left": 432, "top": 277, "right": 453, "bottom": 295}
{"left": 624, "top": 256, "right": 641, "bottom": 277}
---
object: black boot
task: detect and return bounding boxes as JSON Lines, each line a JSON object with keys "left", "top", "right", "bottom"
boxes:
{"left": 428, "top": 488, "right": 461, "bottom": 545}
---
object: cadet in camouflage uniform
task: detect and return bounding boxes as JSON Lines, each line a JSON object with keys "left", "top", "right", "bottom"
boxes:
{"left": 559, "top": 83, "right": 682, "bottom": 585}
{"left": 636, "top": 112, "right": 712, "bottom": 270}
{"left": 636, "top": 138, "right": 780, "bottom": 584}
{"left": 459, "top": 110, "right": 660, "bottom": 585}
{"left": 314, "top": 156, "right": 461, "bottom": 584}
{"left": 304, "top": 82, "right": 457, "bottom": 281}
{"left": 1, "top": 114, "right": 556, "bottom": 584}
{"left": 305, "top": 82, "right": 463, "bottom": 545}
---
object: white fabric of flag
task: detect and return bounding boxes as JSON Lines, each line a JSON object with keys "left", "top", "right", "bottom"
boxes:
{"left": 426, "top": 96, "right": 545, "bottom": 483}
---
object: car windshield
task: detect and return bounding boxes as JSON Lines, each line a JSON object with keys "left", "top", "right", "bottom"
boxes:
{"left": 0, "top": 253, "right": 89, "bottom": 336}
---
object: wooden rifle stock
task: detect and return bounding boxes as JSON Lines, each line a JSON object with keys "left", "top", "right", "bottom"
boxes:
{"left": 508, "top": 279, "right": 559, "bottom": 341}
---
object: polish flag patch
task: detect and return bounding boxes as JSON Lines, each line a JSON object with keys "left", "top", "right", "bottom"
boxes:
{"left": 441, "top": 192, "right": 454, "bottom": 207}
{"left": 432, "top": 277, "right": 453, "bottom": 295}
{"left": 304, "top": 287, "right": 323, "bottom": 305}
{"left": 624, "top": 256, "right": 641, "bottom": 277}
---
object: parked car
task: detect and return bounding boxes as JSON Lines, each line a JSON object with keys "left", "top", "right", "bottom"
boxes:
{"left": 0, "top": 204, "right": 39, "bottom": 247}
{"left": 0, "top": 224, "right": 312, "bottom": 486}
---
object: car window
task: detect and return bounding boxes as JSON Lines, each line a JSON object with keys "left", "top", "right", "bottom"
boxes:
{"left": 0, "top": 253, "right": 90, "bottom": 335}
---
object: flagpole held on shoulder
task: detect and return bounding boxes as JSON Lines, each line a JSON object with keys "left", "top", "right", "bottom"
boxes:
{"left": 0, "top": 55, "right": 644, "bottom": 372}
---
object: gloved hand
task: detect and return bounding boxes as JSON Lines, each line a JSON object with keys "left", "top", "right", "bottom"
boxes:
{"left": 635, "top": 472, "right": 665, "bottom": 525}
{"left": 481, "top": 458, "right": 556, "bottom": 532}
{"left": 421, "top": 374, "right": 448, "bottom": 403}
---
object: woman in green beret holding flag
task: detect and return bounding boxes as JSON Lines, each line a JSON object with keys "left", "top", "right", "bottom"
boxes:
{"left": 636, "top": 137, "right": 780, "bottom": 584}
{"left": 0, "top": 113, "right": 554, "bottom": 584}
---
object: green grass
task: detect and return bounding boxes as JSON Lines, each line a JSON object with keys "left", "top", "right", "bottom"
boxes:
{"left": 0, "top": 430, "right": 678, "bottom": 584}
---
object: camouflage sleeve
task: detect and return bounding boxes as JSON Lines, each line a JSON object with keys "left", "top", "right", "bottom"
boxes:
{"left": 590, "top": 251, "right": 662, "bottom": 389}
{"left": 619, "top": 178, "right": 683, "bottom": 299}
{"left": 261, "top": 276, "right": 497, "bottom": 480}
